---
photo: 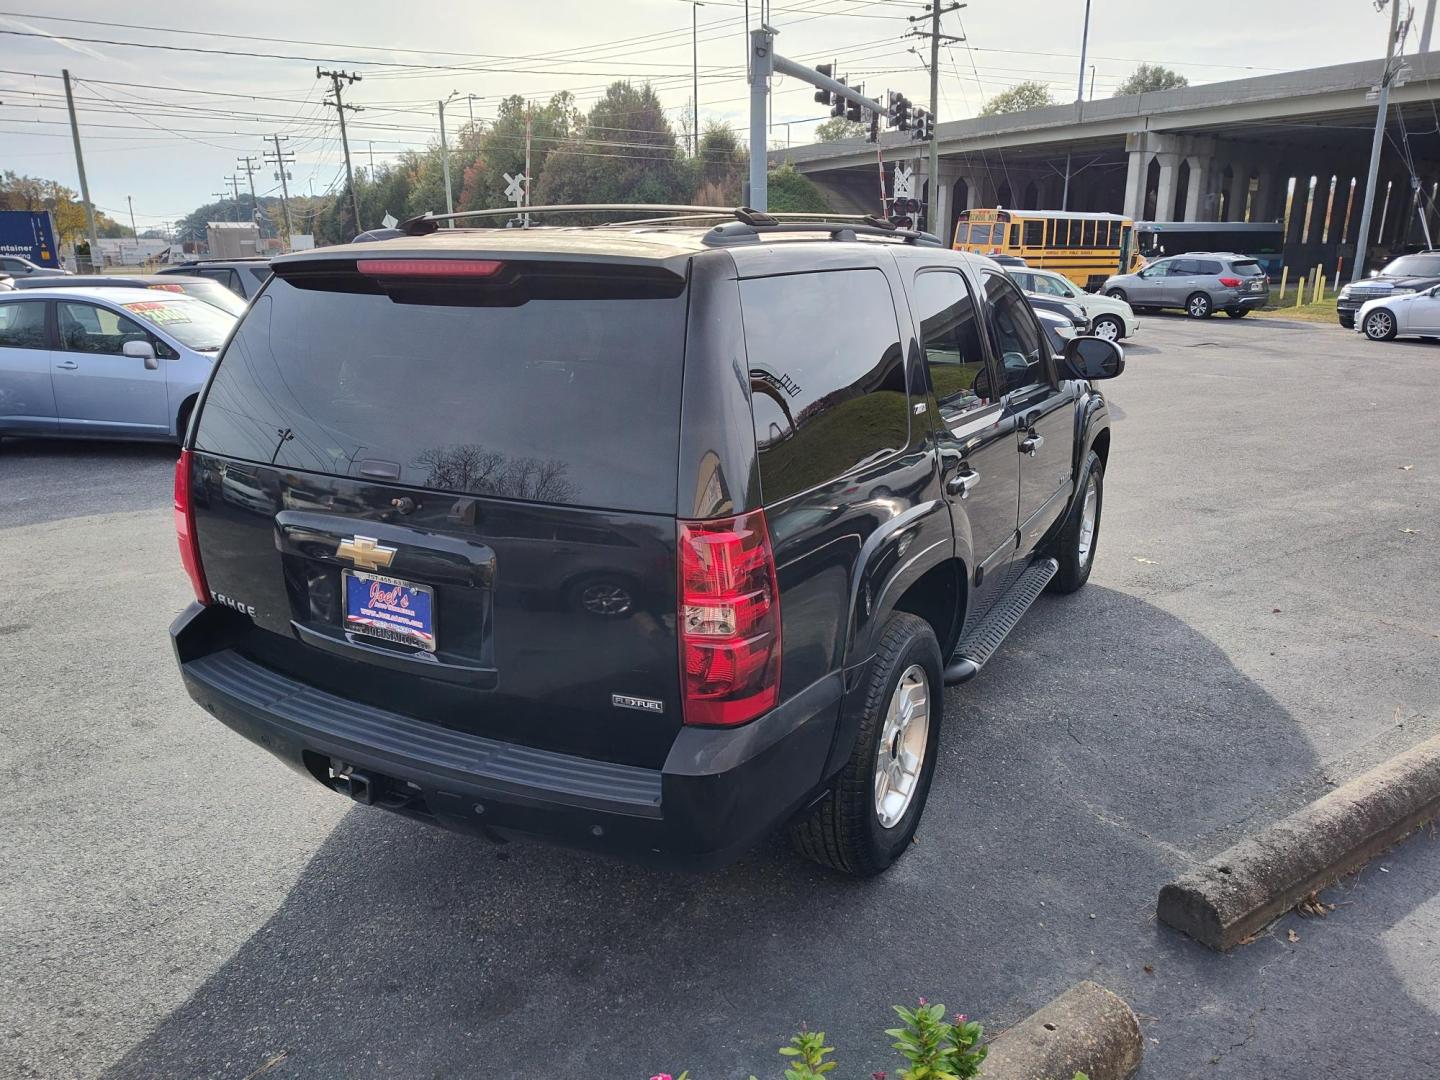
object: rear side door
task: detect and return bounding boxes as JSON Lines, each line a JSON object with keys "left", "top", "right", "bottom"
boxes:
{"left": 909, "top": 267, "right": 1019, "bottom": 615}
{"left": 978, "top": 271, "right": 1074, "bottom": 556}
{"left": 0, "top": 299, "right": 59, "bottom": 434}
{"left": 1165, "top": 258, "right": 1201, "bottom": 306}
{"left": 53, "top": 300, "right": 169, "bottom": 436}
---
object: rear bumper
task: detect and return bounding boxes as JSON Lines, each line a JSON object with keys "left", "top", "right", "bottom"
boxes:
{"left": 171, "top": 603, "right": 841, "bottom": 867}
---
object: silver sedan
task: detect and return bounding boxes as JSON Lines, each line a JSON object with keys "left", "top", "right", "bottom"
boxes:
{"left": 0, "top": 286, "right": 236, "bottom": 443}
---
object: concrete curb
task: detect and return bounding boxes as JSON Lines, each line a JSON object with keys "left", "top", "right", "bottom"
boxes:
{"left": 981, "top": 981, "right": 1142, "bottom": 1080}
{"left": 1158, "top": 732, "right": 1440, "bottom": 951}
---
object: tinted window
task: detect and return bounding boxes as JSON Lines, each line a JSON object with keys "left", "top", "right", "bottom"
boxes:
{"left": 195, "top": 269, "right": 687, "bottom": 513}
{"left": 247, "top": 267, "right": 271, "bottom": 284}
{"left": 0, "top": 301, "right": 47, "bottom": 348}
{"left": 742, "top": 269, "right": 907, "bottom": 503}
{"left": 1170, "top": 259, "right": 1199, "bottom": 275}
{"left": 1196, "top": 260, "right": 1222, "bottom": 274}
{"left": 981, "top": 272, "right": 1047, "bottom": 395}
{"left": 1082, "top": 220, "right": 1096, "bottom": 247}
{"left": 198, "top": 268, "right": 241, "bottom": 294}
{"left": 913, "top": 270, "right": 993, "bottom": 421}
{"left": 1229, "top": 259, "right": 1262, "bottom": 276}
{"left": 1023, "top": 221, "right": 1044, "bottom": 247}
{"left": 1009, "top": 224, "right": 1020, "bottom": 247}
{"left": 57, "top": 301, "right": 149, "bottom": 354}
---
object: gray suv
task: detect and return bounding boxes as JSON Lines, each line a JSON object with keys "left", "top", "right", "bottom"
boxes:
{"left": 1103, "top": 252, "right": 1269, "bottom": 319}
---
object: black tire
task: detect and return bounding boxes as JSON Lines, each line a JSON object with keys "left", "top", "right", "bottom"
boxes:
{"left": 175, "top": 398, "right": 195, "bottom": 445}
{"left": 1363, "top": 308, "right": 1398, "bottom": 341}
{"left": 789, "top": 612, "right": 942, "bottom": 877}
{"left": 1090, "top": 314, "right": 1125, "bottom": 341}
{"left": 1225, "top": 307, "right": 1250, "bottom": 319}
{"left": 1338, "top": 315, "right": 1355, "bottom": 329}
{"left": 1048, "top": 450, "right": 1104, "bottom": 594}
{"left": 1185, "top": 292, "right": 1213, "bottom": 319}
{"left": 1105, "top": 288, "right": 1128, "bottom": 303}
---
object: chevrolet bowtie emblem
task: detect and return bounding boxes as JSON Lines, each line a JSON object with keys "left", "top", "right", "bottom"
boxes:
{"left": 335, "top": 535, "right": 397, "bottom": 571}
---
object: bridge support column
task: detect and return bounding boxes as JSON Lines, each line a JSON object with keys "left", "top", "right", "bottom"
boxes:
{"left": 1155, "top": 153, "right": 1181, "bottom": 222}
{"left": 1228, "top": 165, "right": 1252, "bottom": 222}
{"left": 1123, "top": 140, "right": 1149, "bottom": 220}
{"left": 1184, "top": 157, "right": 1212, "bottom": 221}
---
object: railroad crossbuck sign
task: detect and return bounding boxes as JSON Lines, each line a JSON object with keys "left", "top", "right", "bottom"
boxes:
{"left": 503, "top": 173, "right": 530, "bottom": 207}
{"left": 892, "top": 163, "right": 915, "bottom": 200}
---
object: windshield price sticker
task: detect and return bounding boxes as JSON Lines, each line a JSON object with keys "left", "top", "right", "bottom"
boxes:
{"left": 124, "top": 301, "right": 192, "bottom": 325}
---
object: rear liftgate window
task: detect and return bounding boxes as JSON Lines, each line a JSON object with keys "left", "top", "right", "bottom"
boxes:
{"left": 194, "top": 260, "right": 688, "bottom": 514}
{"left": 740, "top": 268, "right": 908, "bottom": 503}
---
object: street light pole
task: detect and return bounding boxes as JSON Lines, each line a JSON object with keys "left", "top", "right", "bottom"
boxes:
{"left": 1062, "top": 0, "right": 1092, "bottom": 211}
{"left": 692, "top": 1, "right": 704, "bottom": 156}
{"left": 1352, "top": 0, "right": 1405, "bottom": 282}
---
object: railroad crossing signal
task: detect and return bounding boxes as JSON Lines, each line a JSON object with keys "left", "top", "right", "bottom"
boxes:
{"left": 503, "top": 172, "right": 529, "bottom": 206}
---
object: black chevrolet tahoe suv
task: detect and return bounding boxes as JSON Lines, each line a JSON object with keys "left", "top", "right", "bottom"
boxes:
{"left": 170, "top": 208, "right": 1122, "bottom": 877}
{"left": 1336, "top": 251, "right": 1440, "bottom": 328}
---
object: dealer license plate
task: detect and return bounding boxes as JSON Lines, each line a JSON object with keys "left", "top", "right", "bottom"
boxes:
{"left": 343, "top": 570, "right": 436, "bottom": 652}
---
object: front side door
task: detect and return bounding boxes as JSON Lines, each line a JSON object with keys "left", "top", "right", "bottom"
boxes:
{"left": 1165, "top": 257, "right": 1202, "bottom": 306}
{"left": 1405, "top": 287, "right": 1440, "bottom": 332}
{"left": 909, "top": 268, "right": 1019, "bottom": 616}
{"left": 53, "top": 300, "right": 169, "bottom": 436}
{"left": 1129, "top": 257, "right": 1171, "bottom": 305}
{"left": 0, "top": 299, "right": 59, "bottom": 434}
{"left": 979, "top": 271, "right": 1075, "bottom": 557}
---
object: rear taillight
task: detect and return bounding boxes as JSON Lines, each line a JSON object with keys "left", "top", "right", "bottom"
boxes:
{"left": 678, "top": 510, "right": 782, "bottom": 727}
{"left": 1218, "top": 276, "right": 1242, "bottom": 288}
{"left": 174, "top": 449, "right": 208, "bottom": 605}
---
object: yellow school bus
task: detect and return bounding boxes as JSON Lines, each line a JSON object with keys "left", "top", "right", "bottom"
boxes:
{"left": 953, "top": 209, "right": 1143, "bottom": 291}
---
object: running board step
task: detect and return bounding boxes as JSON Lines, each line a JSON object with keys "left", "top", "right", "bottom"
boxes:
{"left": 944, "top": 557, "right": 1059, "bottom": 685}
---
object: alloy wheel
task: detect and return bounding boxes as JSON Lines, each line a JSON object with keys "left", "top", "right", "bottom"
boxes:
{"left": 1077, "top": 473, "right": 1099, "bottom": 567}
{"left": 873, "top": 664, "right": 930, "bottom": 829}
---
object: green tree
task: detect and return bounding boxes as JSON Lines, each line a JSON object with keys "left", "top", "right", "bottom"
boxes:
{"left": 1114, "top": 63, "right": 1189, "bottom": 96}
{"left": 978, "top": 80, "right": 1056, "bottom": 116}
{"left": 0, "top": 172, "right": 128, "bottom": 243}
{"left": 694, "top": 120, "right": 747, "bottom": 204}
{"left": 766, "top": 163, "right": 830, "bottom": 213}
{"left": 536, "top": 81, "right": 689, "bottom": 207}
{"left": 814, "top": 116, "right": 868, "bottom": 142}
{"left": 455, "top": 92, "right": 580, "bottom": 214}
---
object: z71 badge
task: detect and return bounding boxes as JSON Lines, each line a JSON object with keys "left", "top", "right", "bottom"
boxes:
{"left": 612, "top": 694, "right": 665, "bottom": 714}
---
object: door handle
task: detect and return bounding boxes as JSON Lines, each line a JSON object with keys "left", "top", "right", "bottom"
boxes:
{"left": 1019, "top": 433, "right": 1044, "bottom": 456}
{"left": 55, "top": 361, "right": 78, "bottom": 370}
{"left": 945, "top": 468, "right": 980, "bottom": 499}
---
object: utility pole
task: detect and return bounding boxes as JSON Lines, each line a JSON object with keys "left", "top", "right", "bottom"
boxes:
{"left": 907, "top": 3, "right": 963, "bottom": 232}
{"left": 236, "top": 154, "right": 260, "bottom": 223}
{"left": 62, "top": 69, "right": 101, "bottom": 273}
{"left": 318, "top": 68, "right": 364, "bottom": 233}
{"left": 524, "top": 107, "right": 533, "bottom": 226}
{"left": 264, "top": 134, "right": 296, "bottom": 249}
{"left": 1061, "top": 0, "right": 1093, "bottom": 211}
{"left": 692, "top": 0, "right": 704, "bottom": 156}
{"left": 126, "top": 195, "right": 137, "bottom": 238}
{"left": 438, "top": 91, "right": 459, "bottom": 221}
{"left": 1353, "top": 0, "right": 1407, "bottom": 281}
{"left": 1422, "top": 0, "right": 1436, "bottom": 52}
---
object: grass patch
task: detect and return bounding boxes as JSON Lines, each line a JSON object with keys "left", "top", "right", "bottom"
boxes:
{"left": 1249, "top": 286, "right": 1344, "bottom": 324}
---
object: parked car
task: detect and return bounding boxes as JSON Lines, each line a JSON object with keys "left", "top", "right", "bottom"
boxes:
{"left": 1033, "top": 306, "right": 1078, "bottom": 354}
{"left": 0, "top": 287, "right": 236, "bottom": 443}
{"left": 12, "top": 273, "right": 247, "bottom": 316}
{"left": 1336, "top": 251, "right": 1440, "bottom": 329}
{"left": 0, "top": 255, "right": 70, "bottom": 278}
{"left": 1009, "top": 266, "right": 1138, "bottom": 341}
{"left": 157, "top": 258, "right": 271, "bottom": 300}
{"left": 1103, "top": 252, "right": 1269, "bottom": 318}
{"left": 0, "top": 274, "right": 13, "bottom": 291}
{"left": 169, "top": 212, "right": 1122, "bottom": 877}
{"left": 1354, "top": 285, "right": 1440, "bottom": 341}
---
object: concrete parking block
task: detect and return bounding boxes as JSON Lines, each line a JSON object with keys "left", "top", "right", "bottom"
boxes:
{"left": 981, "top": 981, "right": 1142, "bottom": 1080}
{"left": 1158, "top": 733, "right": 1440, "bottom": 951}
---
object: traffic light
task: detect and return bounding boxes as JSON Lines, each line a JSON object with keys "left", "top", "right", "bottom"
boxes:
{"left": 888, "top": 90, "right": 912, "bottom": 131}
{"left": 814, "top": 63, "right": 833, "bottom": 106}
{"left": 912, "top": 106, "right": 932, "bottom": 141}
{"left": 831, "top": 78, "right": 848, "bottom": 118}
{"left": 845, "top": 85, "right": 863, "bottom": 122}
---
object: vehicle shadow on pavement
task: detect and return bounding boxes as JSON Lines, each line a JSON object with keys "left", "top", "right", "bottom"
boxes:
{"left": 102, "top": 586, "right": 1440, "bottom": 1080}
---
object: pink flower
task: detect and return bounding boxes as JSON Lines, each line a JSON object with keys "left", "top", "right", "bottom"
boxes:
{"left": 918, "top": 996, "right": 928, "bottom": 1007}
{"left": 650, "top": 1074, "right": 672, "bottom": 1080}
{"left": 954, "top": 1014, "right": 968, "bottom": 1025}
{"left": 873, "top": 1072, "right": 888, "bottom": 1080}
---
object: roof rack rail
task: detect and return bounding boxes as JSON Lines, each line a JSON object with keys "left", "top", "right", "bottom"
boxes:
{"left": 399, "top": 204, "right": 777, "bottom": 236}
{"left": 700, "top": 220, "right": 943, "bottom": 248}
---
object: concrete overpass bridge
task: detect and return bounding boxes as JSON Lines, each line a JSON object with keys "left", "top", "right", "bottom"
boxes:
{"left": 770, "top": 52, "right": 1440, "bottom": 274}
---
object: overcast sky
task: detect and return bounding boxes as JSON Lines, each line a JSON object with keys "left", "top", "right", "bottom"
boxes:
{"left": 0, "top": 0, "right": 1415, "bottom": 230}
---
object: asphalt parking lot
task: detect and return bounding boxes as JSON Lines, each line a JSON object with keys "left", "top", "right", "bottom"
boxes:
{"left": 3, "top": 314, "right": 1438, "bottom": 1080}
